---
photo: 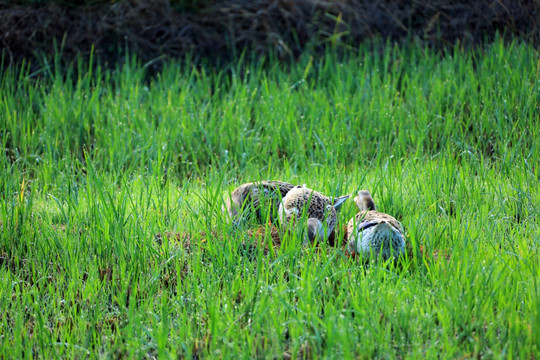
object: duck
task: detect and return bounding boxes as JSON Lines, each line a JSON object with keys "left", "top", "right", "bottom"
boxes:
{"left": 278, "top": 185, "right": 350, "bottom": 242}
{"left": 223, "top": 180, "right": 296, "bottom": 225}
{"left": 346, "top": 190, "right": 406, "bottom": 261}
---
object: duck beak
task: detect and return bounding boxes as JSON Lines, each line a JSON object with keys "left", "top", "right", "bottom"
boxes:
{"left": 333, "top": 194, "right": 351, "bottom": 211}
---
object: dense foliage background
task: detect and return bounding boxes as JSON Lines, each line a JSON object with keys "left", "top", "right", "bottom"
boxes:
{"left": 1, "top": 0, "right": 538, "bottom": 69}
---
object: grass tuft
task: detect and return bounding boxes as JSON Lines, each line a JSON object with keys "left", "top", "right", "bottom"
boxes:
{"left": 1, "top": 39, "right": 538, "bottom": 357}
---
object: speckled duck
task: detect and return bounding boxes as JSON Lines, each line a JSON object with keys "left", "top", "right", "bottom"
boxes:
{"left": 278, "top": 185, "right": 350, "bottom": 242}
{"left": 347, "top": 190, "right": 406, "bottom": 260}
{"left": 223, "top": 180, "right": 296, "bottom": 225}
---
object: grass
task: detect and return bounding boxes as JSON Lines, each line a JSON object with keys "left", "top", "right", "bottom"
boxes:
{"left": 1, "top": 38, "right": 539, "bottom": 358}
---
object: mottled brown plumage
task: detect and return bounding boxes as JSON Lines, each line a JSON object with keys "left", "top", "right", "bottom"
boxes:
{"left": 348, "top": 210, "right": 404, "bottom": 234}
{"left": 279, "top": 186, "right": 350, "bottom": 241}
{"left": 347, "top": 190, "right": 406, "bottom": 260}
{"left": 223, "top": 180, "right": 296, "bottom": 224}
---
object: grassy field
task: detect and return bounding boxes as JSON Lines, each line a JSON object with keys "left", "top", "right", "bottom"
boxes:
{"left": 1, "top": 39, "right": 539, "bottom": 358}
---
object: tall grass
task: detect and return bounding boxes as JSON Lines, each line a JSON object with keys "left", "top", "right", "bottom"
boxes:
{"left": 1, "top": 39, "right": 538, "bottom": 358}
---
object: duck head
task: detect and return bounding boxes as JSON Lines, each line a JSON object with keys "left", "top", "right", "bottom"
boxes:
{"left": 354, "top": 190, "right": 376, "bottom": 211}
{"left": 307, "top": 218, "right": 324, "bottom": 242}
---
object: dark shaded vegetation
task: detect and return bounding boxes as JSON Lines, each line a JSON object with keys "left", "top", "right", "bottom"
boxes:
{"left": 1, "top": 0, "right": 538, "bottom": 70}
